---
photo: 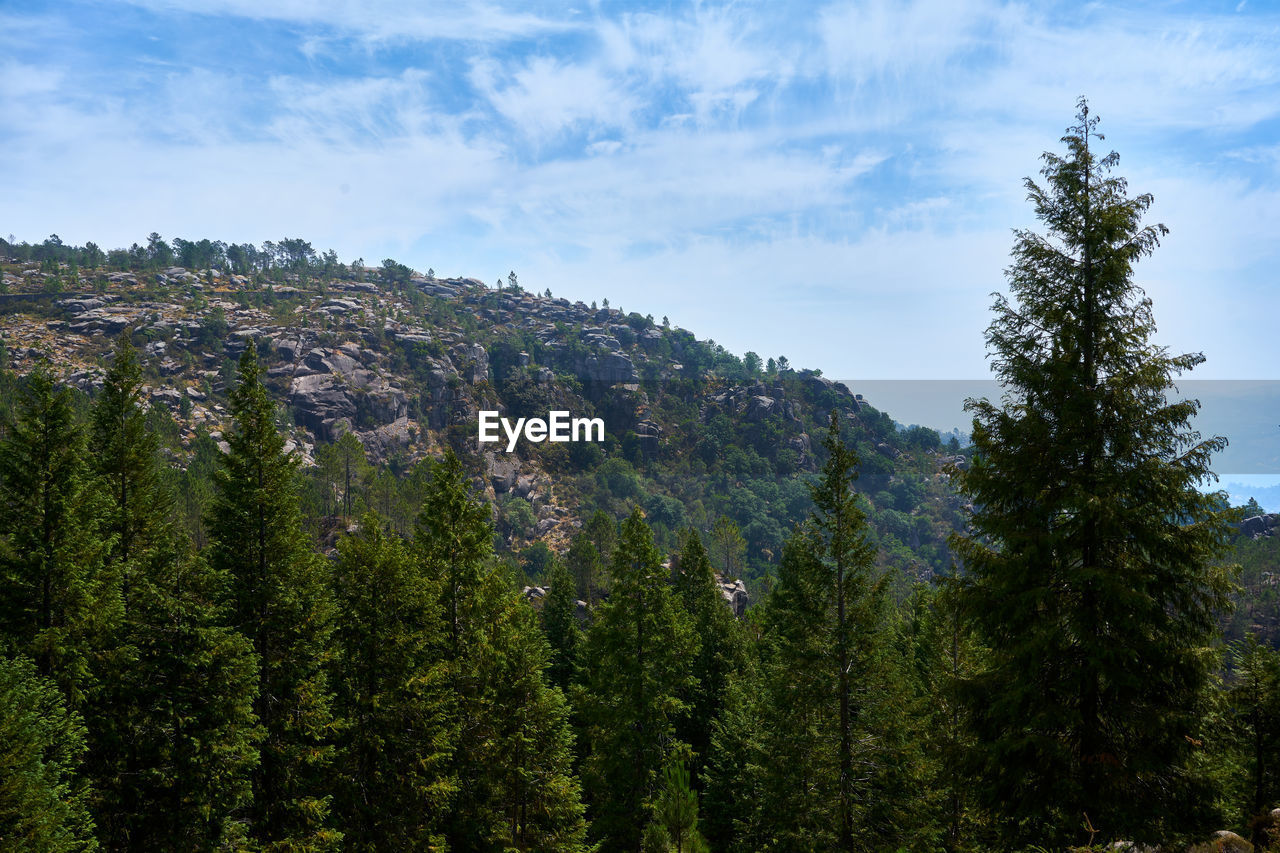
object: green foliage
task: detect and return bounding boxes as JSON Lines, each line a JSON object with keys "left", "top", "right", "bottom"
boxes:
{"left": 313, "top": 431, "right": 371, "bottom": 520}
{"left": 1225, "top": 635, "right": 1280, "bottom": 841}
{"left": 655, "top": 756, "right": 706, "bottom": 853}
{"left": 331, "top": 517, "right": 455, "bottom": 850}
{"left": 208, "top": 347, "right": 340, "bottom": 851}
{"left": 87, "top": 333, "right": 261, "bottom": 850}
{"left": 897, "top": 581, "right": 986, "bottom": 852}
{"left": 87, "top": 548, "right": 261, "bottom": 851}
{"left": 579, "top": 508, "right": 697, "bottom": 852}
{"left": 541, "top": 557, "right": 582, "bottom": 692}
{"left": 0, "top": 367, "right": 112, "bottom": 705}
{"left": 89, "top": 332, "right": 170, "bottom": 580}
{"left": 745, "top": 413, "right": 910, "bottom": 852}
{"left": 567, "top": 510, "right": 615, "bottom": 607}
{"left": 951, "top": 100, "right": 1235, "bottom": 848}
{"left": 415, "top": 451, "right": 589, "bottom": 851}
{"left": 671, "top": 530, "right": 747, "bottom": 781}
{"left": 0, "top": 654, "right": 97, "bottom": 852}
{"left": 520, "top": 539, "right": 555, "bottom": 580}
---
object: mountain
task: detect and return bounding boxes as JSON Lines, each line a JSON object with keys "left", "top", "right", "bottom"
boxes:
{"left": 0, "top": 244, "right": 966, "bottom": 589}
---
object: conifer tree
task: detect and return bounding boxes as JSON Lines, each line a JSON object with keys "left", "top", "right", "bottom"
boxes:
{"left": 655, "top": 756, "right": 705, "bottom": 853}
{"left": 751, "top": 413, "right": 905, "bottom": 852}
{"left": 415, "top": 451, "right": 589, "bottom": 851}
{"left": 86, "top": 333, "right": 260, "bottom": 851}
{"left": 671, "top": 529, "right": 746, "bottom": 781}
{"left": 88, "top": 551, "right": 261, "bottom": 851}
{"left": 897, "top": 581, "right": 984, "bottom": 853}
{"left": 952, "top": 99, "right": 1236, "bottom": 847}
{"left": 569, "top": 509, "right": 615, "bottom": 607}
{"left": 542, "top": 555, "right": 582, "bottom": 692}
{"left": 208, "top": 346, "right": 340, "bottom": 851}
{"left": 0, "top": 368, "right": 111, "bottom": 705}
{"left": 579, "top": 508, "right": 696, "bottom": 852}
{"left": 1226, "top": 634, "right": 1280, "bottom": 847}
{"left": 700, "top": 666, "right": 768, "bottom": 852}
{"left": 90, "top": 332, "right": 169, "bottom": 578}
{"left": 566, "top": 530, "right": 604, "bottom": 610}
{"left": 0, "top": 653, "right": 97, "bottom": 851}
{"left": 332, "top": 516, "right": 455, "bottom": 850}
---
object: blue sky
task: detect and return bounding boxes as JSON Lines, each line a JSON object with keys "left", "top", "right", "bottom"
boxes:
{"left": 2, "top": 0, "right": 1278, "bottom": 383}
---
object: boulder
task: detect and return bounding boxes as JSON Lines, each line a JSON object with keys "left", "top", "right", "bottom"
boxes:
{"left": 469, "top": 344, "right": 489, "bottom": 383}
{"left": 716, "top": 575, "right": 750, "bottom": 617}
{"left": 485, "top": 452, "right": 519, "bottom": 494}
{"left": 635, "top": 419, "right": 662, "bottom": 455}
{"left": 358, "top": 416, "right": 413, "bottom": 460}
{"left": 290, "top": 373, "right": 357, "bottom": 441}
{"left": 746, "top": 395, "right": 777, "bottom": 421}
{"left": 1209, "top": 829, "right": 1253, "bottom": 852}
{"left": 1240, "top": 515, "right": 1278, "bottom": 539}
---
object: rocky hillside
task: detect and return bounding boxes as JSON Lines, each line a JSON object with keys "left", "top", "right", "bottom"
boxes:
{"left": 0, "top": 247, "right": 970, "bottom": 586}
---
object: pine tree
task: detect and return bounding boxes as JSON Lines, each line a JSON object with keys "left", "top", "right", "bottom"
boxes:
{"left": 331, "top": 515, "right": 455, "bottom": 850}
{"left": 542, "top": 555, "right": 582, "bottom": 692}
{"left": 655, "top": 756, "right": 705, "bottom": 853}
{"left": 897, "top": 581, "right": 984, "bottom": 853}
{"left": 566, "top": 530, "right": 604, "bottom": 610}
{"left": 751, "top": 413, "right": 905, "bottom": 852}
{"left": 700, "top": 665, "right": 768, "bottom": 853}
{"left": 86, "top": 333, "right": 260, "bottom": 851}
{"left": 89, "top": 332, "right": 169, "bottom": 581}
{"left": 88, "top": 552, "right": 261, "bottom": 851}
{"left": 671, "top": 529, "right": 746, "bottom": 782}
{"left": 951, "top": 99, "right": 1236, "bottom": 847}
{"left": 0, "top": 367, "right": 112, "bottom": 705}
{"left": 208, "top": 346, "right": 340, "bottom": 851}
{"left": 415, "top": 451, "right": 589, "bottom": 851}
{"left": 1226, "top": 634, "right": 1280, "bottom": 847}
{"left": 579, "top": 508, "right": 696, "bottom": 852}
{"left": 0, "top": 654, "right": 97, "bottom": 851}
{"left": 568, "top": 509, "right": 615, "bottom": 608}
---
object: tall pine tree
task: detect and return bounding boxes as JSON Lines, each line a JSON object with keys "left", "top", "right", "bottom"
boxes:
{"left": 750, "top": 413, "right": 907, "bottom": 852}
{"left": 542, "top": 555, "right": 583, "bottom": 693}
{"left": 579, "top": 508, "right": 696, "bottom": 852}
{"left": 86, "top": 333, "right": 260, "bottom": 851}
{"left": 0, "top": 653, "right": 97, "bottom": 851}
{"left": 208, "top": 346, "right": 340, "bottom": 851}
{"left": 0, "top": 367, "right": 112, "bottom": 706}
{"left": 952, "top": 99, "right": 1235, "bottom": 847}
{"left": 415, "top": 451, "right": 589, "bottom": 851}
{"left": 331, "top": 515, "right": 455, "bottom": 850}
{"left": 671, "top": 529, "right": 746, "bottom": 784}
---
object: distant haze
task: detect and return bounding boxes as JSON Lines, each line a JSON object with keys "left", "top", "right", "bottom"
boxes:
{"left": 841, "top": 379, "right": 1280, "bottom": 491}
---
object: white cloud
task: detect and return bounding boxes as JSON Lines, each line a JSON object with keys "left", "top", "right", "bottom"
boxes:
{"left": 3, "top": 0, "right": 1279, "bottom": 381}
{"left": 116, "top": 0, "right": 583, "bottom": 43}
{"left": 471, "top": 56, "right": 636, "bottom": 140}
{"left": 0, "top": 60, "right": 63, "bottom": 97}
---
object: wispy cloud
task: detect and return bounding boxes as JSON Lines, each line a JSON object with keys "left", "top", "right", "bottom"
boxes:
{"left": 2, "top": 0, "right": 1278, "bottom": 379}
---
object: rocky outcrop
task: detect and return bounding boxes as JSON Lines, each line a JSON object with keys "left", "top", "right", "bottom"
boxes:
{"left": 485, "top": 452, "right": 520, "bottom": 494}
{"left": 290, "top": 373, "right": 357, "bottom": 441}
{"left": 634, "top": 419, "right": 662, "bottom": 455}
{"left": 1239, "top": 515, "right": 1279, "bottom": 540}
{"left": 715, "top": 574, "right": 749, "bottom": 616}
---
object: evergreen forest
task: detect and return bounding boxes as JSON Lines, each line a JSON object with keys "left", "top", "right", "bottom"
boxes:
{"left": 2, "top": 102, "right": 1279, "bottom": 853}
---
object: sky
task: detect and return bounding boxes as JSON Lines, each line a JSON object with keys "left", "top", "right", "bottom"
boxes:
{"left": 1, "top": 0, "right": 1278, "bottom": 384}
